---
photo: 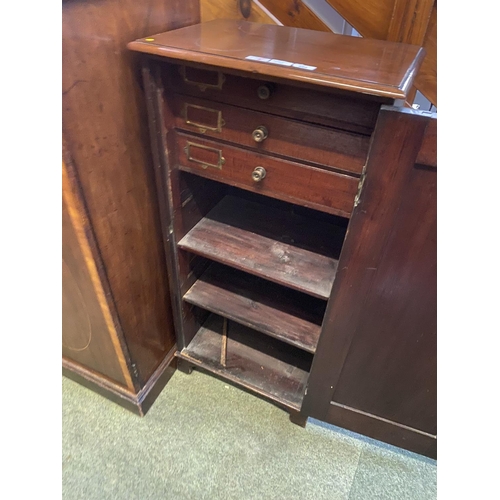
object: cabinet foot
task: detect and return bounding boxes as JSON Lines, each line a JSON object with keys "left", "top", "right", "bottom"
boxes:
{"left": 289, "top": 411, "right": 308, "bottom": 427}
{"left": 177, "top": 358, "right": 194, "bottom": 375}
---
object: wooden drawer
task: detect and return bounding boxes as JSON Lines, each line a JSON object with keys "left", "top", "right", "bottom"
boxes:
{"left": 169, "top": 95, "right": 369, "bottom": 176}
{"left": 164, "top": 64, "right": 381, "bottom": 135}
{"left": 175, "top": 133, "right": 359, "bottom": 218}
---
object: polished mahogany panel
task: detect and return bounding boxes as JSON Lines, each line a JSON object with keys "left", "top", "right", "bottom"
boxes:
{"left": 128, "top": 19, "right": 425, "bottom": 99}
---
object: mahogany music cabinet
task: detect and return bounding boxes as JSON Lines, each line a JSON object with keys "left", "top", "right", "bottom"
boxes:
{"left": 128, "top": 20, "right": 437, "bottom": 458}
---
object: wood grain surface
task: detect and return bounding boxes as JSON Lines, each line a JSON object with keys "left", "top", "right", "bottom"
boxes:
{"left": 175, "top": 133, "right": 360, "bottom": 217}
{"left": 184, "top": 263, "right": 326, "bottom": 353}
{"left": 128, "top": 19, "right": 425, "bottom": 99}
{"left": 63, "top": 0, "right": 200, "bottom": 383}
{"left": 178, "top": 195, "right": 346, "bottom": 299}
{"left": 179, "top": 314, "right": 311, "bottom": 410}
{"left": 257, "top": 0, "right": 329, "bottom": 31}
{"left": 201, "top": 0, "right": 277, "bottom": 25}
{"left": 165, "top": 63, "right": 382, "bottom": 134}
{"left": 63, "top": 154, "right": 134, "bottom": 390}
{"left": 302, "top": 107, "right": 436, "bottom": 454}
{"left": 170, "top": 94, "right": 370, "bottom": 175}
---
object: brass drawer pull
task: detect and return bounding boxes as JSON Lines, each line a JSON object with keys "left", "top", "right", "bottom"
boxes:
{"left": 252, "top": 126, "right": 268, "bottom": 143}
{"left": 184, "top": 142, "right": 225, "bottom": 170}
{"left": 252, "top": 166, "right": 266, "bottom": 182}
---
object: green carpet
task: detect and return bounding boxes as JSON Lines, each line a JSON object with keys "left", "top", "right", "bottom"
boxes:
{"left": 62, "top": 370, "right": 436, "bottom": 499}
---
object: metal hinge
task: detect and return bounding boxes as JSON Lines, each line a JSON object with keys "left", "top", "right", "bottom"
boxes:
{"left": 131, "top": 363, "right": 140, "bottom": 380}
{"left": 354, "top": 165, "right": 367, "bottom": 208}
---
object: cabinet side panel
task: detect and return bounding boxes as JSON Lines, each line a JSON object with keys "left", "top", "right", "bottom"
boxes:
{"left": 62, "top": 0, "right": 200, "bottom": 381}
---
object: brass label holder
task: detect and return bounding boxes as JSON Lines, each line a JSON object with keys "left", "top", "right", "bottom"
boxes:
{"left": 180, "top": 66, "right": 225, "bottom": 91}
{"left": 184, "top": 141, "right": 225, "bottom": 170}
{"left": 183, "top": 103, "right": 225, "bottom": 134}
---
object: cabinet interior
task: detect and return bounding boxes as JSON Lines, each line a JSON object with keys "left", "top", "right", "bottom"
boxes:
{"left": 174, "top": 172, "right": 349, "bottom": 410}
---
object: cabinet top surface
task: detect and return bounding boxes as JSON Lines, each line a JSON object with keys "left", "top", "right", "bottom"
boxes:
{"left": 128, "top": 19, "right": 424, "bottom": 99}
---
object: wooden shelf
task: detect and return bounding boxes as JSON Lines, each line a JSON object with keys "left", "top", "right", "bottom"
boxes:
{"left": 178, "top": 314, "right": 311, "bottom": 410}
{"left": 184, "top": 263, "right": 325, "bottom": 353}
{"left": 178, "top": 195, "right": 344, "bottom": 300}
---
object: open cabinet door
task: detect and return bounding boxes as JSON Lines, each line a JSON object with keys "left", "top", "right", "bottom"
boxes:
{"left": 302, "top": 106, "right": 437, "bottom": 458}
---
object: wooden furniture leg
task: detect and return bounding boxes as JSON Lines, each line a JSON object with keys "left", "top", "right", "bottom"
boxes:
{"left": 177, "top": 358, "right": 194, "bottom": 374}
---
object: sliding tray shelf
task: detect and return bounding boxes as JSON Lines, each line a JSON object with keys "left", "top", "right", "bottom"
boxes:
{"left": 178, "top": 313, "right": 311, "bottom": 410}
{"left": 184, "top": 263, "right": 326, "bottom": 353}
{"left": 178, "top": 195, "right": 345, "bottom": 300}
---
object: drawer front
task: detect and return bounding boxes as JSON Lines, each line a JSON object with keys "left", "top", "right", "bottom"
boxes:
{"left": 164, "top": 64, "right": 381, "bottom": 135}
{"left": 175, "top": 133, "right": 359, "bottom": 218}
{"left": 169, "top": 95, "right": 369, "bottom": 176}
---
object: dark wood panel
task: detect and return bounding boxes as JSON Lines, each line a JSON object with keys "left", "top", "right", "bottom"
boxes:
{"left": 128, "top": 20, "right": 424, "bottom": 99}
{"left": 326, "top": 402, "right": 437, "bottom": 459}
{"left": 170, "top": 94, "right": 369, "bottom": 175}
{"left": 178, "top": 195, "right": 346, "bottom": 299}
{"left": 303, "top": 107, "right": 436, "bottom": 440}
{"left": 62, "top": 0, "right": 200, "bottom": 382}
{"left": 143, "top": 62, "right": 227, "bottom": 352}
{"left": 173, "top": 173, "right": 228, "bottom": 242}
{"left": 416, "top": 115, "right": 437, "bottom": 167}
{"left": 166, "top": 64, "right": 382, "bottom": 135}
{"left": 175, "top": 133, "right": 359, "bottom": 217}
{"left": 333, "top": 155, "right": 437, "bottom": 433}
{"left": 179, "top": 314, "right": 311, "bottom": 410}
{"left": 183, "top": 263, "right": 326, "bottom": 353}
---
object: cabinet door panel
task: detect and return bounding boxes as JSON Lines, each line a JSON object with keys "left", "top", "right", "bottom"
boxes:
{"left": 63, "top": 161, "right": 133, "bottom": 390}
{"left": 302, "top": 107, "right": 436, "bottom": 456}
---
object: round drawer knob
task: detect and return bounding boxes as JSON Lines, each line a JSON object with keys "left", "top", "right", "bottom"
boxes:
{"left": 257, "top": 84, "right": 273, "bottom": 100}
{"left": 252, "top": 166, "right": 267, "bottom": 182}
{"left": 252, "top": 126, "right": 268, "bottom": 143}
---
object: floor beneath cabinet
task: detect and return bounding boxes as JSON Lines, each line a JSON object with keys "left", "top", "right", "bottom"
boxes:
{"left": 62, "top": 371, "right": 436, "bottom": 500}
